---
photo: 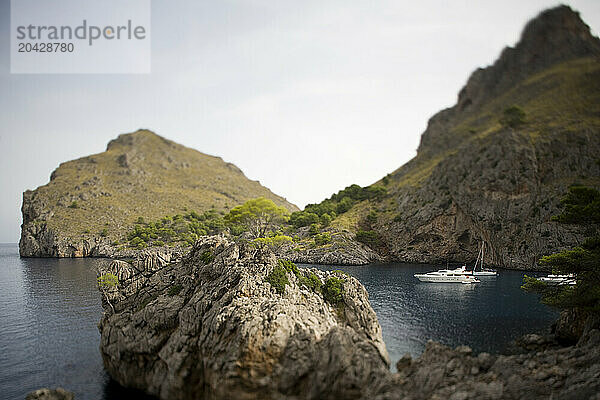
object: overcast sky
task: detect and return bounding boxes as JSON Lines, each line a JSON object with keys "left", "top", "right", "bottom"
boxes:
{"left": 1, "top": 0, "right": 599, "bottom": 243}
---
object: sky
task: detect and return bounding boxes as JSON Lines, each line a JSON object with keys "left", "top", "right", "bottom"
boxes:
{"left": 1, "top": 0, "right": 599, "bottom": 243}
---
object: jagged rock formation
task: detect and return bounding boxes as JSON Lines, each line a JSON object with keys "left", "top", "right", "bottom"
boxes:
{"left": 20, "top": 130, "right": 298, "bottom": 257}
{"left": 97, "top": 236, "right": 389, "bottom": 399}
{"left": 278, "top": 231, "right": 383, "bottom": 266}
{"left": 353, "top": 6, "right": 600, "bottom": 269}
{"left": 25, "top": 388, "right": 74, "bottom": 400}
{"left": 369, "top": 313, "right": 600, "bottom": 400}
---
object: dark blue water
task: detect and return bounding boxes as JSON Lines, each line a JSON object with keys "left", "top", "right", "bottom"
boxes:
{"left": 0, "top": 243, "right": 558, "bottom": 399}
{"left": 0, "top": 244, "right": 153, "bottom": 400}
{"left": 307, "top": 263, "right": 559, "bottom": 369}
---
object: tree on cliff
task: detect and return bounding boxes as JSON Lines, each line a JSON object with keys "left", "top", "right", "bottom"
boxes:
{"left": 522, "top": 186, "right": 600, "bottom": 313}
{"left": 224, "top": 197, "right": 289, "bottom": 239}
{"left": 98, "top": 273, "right": 119, "bottom": 313}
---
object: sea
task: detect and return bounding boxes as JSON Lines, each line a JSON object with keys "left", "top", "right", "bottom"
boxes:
{"left": 0, "top": 243, "right": 558, "bottom": 400}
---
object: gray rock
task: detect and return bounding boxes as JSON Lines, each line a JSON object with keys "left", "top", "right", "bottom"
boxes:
{"left": 97, "top": 236, "right": 390, "bottom": 399}
{"left": 278, "top": 230, "right": 382, "bottom": 266}
{"left": 25, "top": 388, "right": 74, "bottom": 400}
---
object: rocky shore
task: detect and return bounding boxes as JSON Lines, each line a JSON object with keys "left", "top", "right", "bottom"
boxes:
{"left": 277, "top": 231, "right": 383, "bottom": 266}
{"left": 368, "top": 312, "right": 600, "bottom": 400}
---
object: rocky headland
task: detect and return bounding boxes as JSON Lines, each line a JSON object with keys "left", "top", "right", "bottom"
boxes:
{"left": 19, "top": 130, "right": 297, "bottom": 258}
{"left": 98, "top": 236, "right": 390, "bottom": 399}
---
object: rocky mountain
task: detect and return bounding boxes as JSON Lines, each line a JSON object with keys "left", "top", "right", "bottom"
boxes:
{"left": 20, "top": 130, "right": 298, "bottom": 257}
{"left": 97, "top": 236, "right": 390, "bottom": 399}
{"left": 345, "top": 5, "right": 600, "bottom": 269}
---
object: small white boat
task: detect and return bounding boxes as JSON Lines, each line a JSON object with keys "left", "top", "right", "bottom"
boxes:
{"left": 539, "top": 274, "right": 576, "bottom": 286}
{"left": 414, "top": 269, "right": 480, "bottom": 283}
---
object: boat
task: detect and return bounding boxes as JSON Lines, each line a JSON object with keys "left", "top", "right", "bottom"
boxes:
{"left": 471, "top": 241, "right": 497, "bottom": 277}
{"left": 414, "top": 269, "right": 481, "bottom": 283}
{"left": 539, "top": 274, "right": 576, "bottom": 286}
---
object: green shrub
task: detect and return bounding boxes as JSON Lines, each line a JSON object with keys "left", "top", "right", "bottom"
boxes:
{"left": 393, "top": 213, "right": 403, "bottom": 222}
{"left": 499, "top": 105, "right": 526, "bottom": 128}
{"left": 366, "top": 211, "right": 378, "bottom": 224}
{"left": 551, "top": 186, "right": 600, "bottom": 224}
{"left": 319, "top": 213, "right": 332, "bottom": 227}
{"left": 68, "top": 201, "right": 79, "bottom": 209}
{"left": 136, "top": 216, "right": 145, "bottom": 224}
{"left": 322, "top": 277, "right": 344, "bottom": 305}
{"left": 199, "top": 250, "right": 215, "bottom": 264}
{"left": 356, "top": 230, "right": 380, "bottom": 247}
{"left": 167, "top": 284, "right": 182, "bottom": 296}
{"left": 153, "top": 240, "right": 165, "bottom": 247}
{"left": 314, "top": 232, "right": 332, "bottom": 246}
{"left": 309, "top": 223, "right": 320, "bottom": 236}
{"left": 298, "top": 272, "right": 322, "bottom": 292}
{"left": 266, "top": 263, "right": 289, "bottom": 294}
{"left": 100, "top": 228, "right": 109, "bottom": 237}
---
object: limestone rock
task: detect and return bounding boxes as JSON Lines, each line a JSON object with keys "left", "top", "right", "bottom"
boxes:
{"left": 369, "top": 336, "right": 600, "bottom": 400}
{"left": 278, "top": 231, "right": 383, "bottom": 266}
{"left": 97, "top": 236, "right": 389, "bottom": 399}
{"left": 25, "top": 388, "right": 74, "bottom": 400}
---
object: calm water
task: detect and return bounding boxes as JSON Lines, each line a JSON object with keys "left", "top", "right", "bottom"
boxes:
{"left": 0, "top": 243, "right": 558, "bottom": 399}
{"left": 308, "top": 263, "right": 559, "bottom": 369}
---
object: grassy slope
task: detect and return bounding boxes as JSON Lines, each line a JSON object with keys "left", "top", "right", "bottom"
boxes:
{"left": 30, "top": 130, "right": 298, "bottom": 242}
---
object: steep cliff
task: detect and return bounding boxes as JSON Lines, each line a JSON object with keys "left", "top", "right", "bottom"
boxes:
{"left": 20, "top": 130, "right": 298, "bottom": 257}
{"left": 350, "top": 6, "right": 600, "bottom": 269}
{"left": 97, "top": 236, "right": 390, "bottom": 399}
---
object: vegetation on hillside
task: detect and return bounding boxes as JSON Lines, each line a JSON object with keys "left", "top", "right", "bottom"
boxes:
{"left": 522, "top": 186, "right": 600, "bottom": 313}
{"left": 127, "top": 210, "right": 225, "bottom": 249}
{"left": 289, "top": 184, "right": 387, "bottom": 229}
{"left": 124, "top": 182, "right": 384, "bottom": 251}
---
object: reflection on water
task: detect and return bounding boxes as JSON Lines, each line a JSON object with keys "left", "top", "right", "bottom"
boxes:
{"left": 0, "top": 243, "right": 559, "bottom": 399}
{"left": 308, "top": 263, "right": 558, "bottom": 370}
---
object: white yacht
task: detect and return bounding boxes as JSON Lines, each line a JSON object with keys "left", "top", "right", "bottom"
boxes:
{"left": 414, "top": 269, "right": 480, "bottom": 283}
{"left": 539, "top": 274, "right": 576, "bottom": 286}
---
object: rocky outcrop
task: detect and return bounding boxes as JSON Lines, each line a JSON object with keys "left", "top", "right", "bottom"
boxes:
{"left": 278, "top": 231, "right": 383, "bottom": 266}
{"left": 97, "top": 236, "right": 389, "bottom": 399}
{"left": 25, "top": 388, "right": 74, "bottom": 400}
{"left": 369, "top": 315, "right": 600, "bottom": 400}
{"left": 364, "top": 6, "right": 600, "bottom": 269}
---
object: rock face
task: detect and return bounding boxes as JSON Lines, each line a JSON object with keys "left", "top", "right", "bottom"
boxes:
{"left": 97, "top": 236, "right": 390, "bottom": 399}
{"left": 278, "top": 231, "right": 383, "bottom": 266}
{"left": 25, "top": 388, "right": 74, "bottom": 400}
{"left": 369, "top": 314, "right": 600, "bottom": 400}
{"left": 20, "top": 130, "right": 298, "bottom": 257}
{"left": 359, "top": 6, "right": 600, "bottom": 269}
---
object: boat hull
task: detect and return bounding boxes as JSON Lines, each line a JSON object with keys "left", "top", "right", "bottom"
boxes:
{"left": 414, "top": 274, "right": 477, "bottom": 283}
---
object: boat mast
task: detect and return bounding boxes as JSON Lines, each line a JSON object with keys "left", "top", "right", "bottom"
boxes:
{"left": 473, "top": 241, "right": 482, "bottom": 272}
{"left": 481, "top": 241, "right": 485, "bottom": 270}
